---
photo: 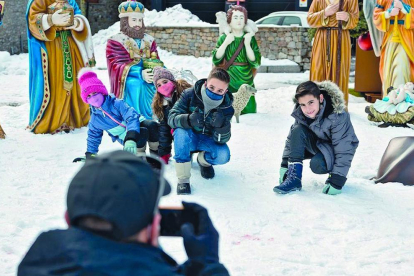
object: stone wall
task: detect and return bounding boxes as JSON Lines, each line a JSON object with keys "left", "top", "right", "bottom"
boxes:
{"left": 147, "top": 26, "right": 312, "bottom": 70}
{"left": 0, "top": 0, "right": 121, "bottom": 54}
{"left": 0, "top": 0, "right": 29, "bottom": 54}
{"left": 82, "top": 0, "right": 122, "bottom": 35}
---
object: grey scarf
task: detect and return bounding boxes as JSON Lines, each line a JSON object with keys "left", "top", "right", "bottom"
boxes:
{"left": 200, "top": 84, "right": 224, "bottom": 114}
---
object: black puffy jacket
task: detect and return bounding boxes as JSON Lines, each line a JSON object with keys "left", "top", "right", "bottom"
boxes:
{"left": 168, "top": 79, "right": 234, "bottom": 144}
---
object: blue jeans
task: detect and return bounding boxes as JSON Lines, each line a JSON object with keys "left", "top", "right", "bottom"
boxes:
{"left": 173, "top": 128, "right": 231, "bottom": 164}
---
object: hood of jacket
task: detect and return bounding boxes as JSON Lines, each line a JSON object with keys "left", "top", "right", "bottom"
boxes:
{"left": 292, "top": 81, "right": 346, "bottom": 121}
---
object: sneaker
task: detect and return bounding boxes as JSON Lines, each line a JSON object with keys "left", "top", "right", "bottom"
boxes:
{"left": 177, "top": 183, "right": 191, "bottom": 195}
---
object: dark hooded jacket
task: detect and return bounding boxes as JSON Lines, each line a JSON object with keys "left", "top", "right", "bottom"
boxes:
{"left": 158, "top": 92, "right": 179, "bottom": 157}
{"left": 282, "top": 81, "right": 359, "bottom": 178}
{"left": 168, "top": 79, "right": 234, "bottom": 144}
{"left": 18, "top": 227, "right": 229, "bottom": 276}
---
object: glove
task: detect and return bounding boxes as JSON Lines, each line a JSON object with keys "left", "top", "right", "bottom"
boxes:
{"left": 160, "top": 153, "right": 171, "bottom": 164}
{"left": 73, "top": 156, "right": 86, "bottom": 163}
{"left": 73, "top": 152, "right": 96, "bottom": 163}
{"left": 279, "top": 167, "right": 288, "bottom": 184}
{"left": 123, "top": 140, "right": 137, "bottom": 155}
{"left": 323, "top": 173, "right": 346, "bottom": 195}
{"left": 188, "top": 107, "right": 204, "bottom": 128}
{"left": 142, "top": 69, "right": 154, "bottom": 83}
{"left": 210, "top": 110, "right": 225, "bottom": 128}
{"left": 322, "top": 184, "right": 342, "bottom": 195}
{"left": 181, "top": 202, "right": 219, "bottom": 264}
{"left": 214, "top": 121, "right": 230, "bottom": 134}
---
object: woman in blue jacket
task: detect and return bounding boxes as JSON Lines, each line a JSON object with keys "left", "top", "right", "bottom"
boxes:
{"left": 76, "top": 68, "right": 158, "bottom": 160}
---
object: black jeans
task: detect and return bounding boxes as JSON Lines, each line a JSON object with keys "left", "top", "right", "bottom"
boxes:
{"left": 140, "top": 119, "right": 159, "bottom": 142}
{"left": 282, "top": 124, "right": 329, "bottom": 175}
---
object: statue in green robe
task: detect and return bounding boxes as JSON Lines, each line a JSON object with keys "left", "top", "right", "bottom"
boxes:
{"left": 212, "top": 5, "right": 261, "bottom": 114}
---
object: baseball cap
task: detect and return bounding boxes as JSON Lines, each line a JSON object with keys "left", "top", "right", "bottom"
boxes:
{"left": 67, "top": 150, "right": 171, "bottom": 240}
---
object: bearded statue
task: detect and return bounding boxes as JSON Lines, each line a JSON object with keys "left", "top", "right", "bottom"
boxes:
{"left": 106, "top": 0, "right": 161, "bottom": 120}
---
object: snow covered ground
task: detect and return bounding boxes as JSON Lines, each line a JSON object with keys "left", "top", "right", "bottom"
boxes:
{"left": 1, "top": 53, "right": 414, "bottom": 275}
{"left": 1, "top": 5, "right": 414, "bottom": 276}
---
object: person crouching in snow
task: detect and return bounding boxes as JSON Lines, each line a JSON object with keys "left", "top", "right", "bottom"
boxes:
{"left": 75, "top": 68, "right": 155, "bottom": 161}
{"left": 168, "top": 68, "right": 234, "bottom": 195}
{"left": 152, "top": 67, "right": 192, "bottom": 164}
{"left": 273, "top": 81, "right": 359, "bottom": 195}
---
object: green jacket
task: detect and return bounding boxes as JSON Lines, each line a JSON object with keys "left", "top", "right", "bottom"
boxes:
{"left": 168, "top": 79, "right": 234, "bottom": 144}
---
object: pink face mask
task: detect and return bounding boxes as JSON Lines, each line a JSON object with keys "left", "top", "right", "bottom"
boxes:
{"left": 157, "top": 81, "right": 175, "bottom": 98}
{"left": 87, "top": 93, "right": 105, "bottom": 107}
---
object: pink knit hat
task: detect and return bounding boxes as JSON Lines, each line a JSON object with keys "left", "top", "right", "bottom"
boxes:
{"left": 153, "top": 67, "right": 176, "bottom": 86}
{"left": 78, "top": 68, "right": 108, "bottom": 103}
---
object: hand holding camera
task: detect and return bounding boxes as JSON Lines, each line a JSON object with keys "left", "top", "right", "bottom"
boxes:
{"left": 159, "top": 202, "right": 219, "bottom": 263}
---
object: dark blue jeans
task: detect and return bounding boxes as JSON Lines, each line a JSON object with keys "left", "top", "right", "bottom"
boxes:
{"left": 173, "top": 128, "right": 231, "bottom": 164}
{"left": 282, "top": 124, "right": 329, "bottom": 174}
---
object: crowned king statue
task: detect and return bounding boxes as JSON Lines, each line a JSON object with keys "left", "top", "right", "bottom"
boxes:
{"left": 106, "top": 0, "right": 161, "bottom": 120}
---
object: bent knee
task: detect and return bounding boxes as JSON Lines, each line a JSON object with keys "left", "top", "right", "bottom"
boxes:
{"left": 212, "top": 146, "right": 231, "bottom": 165}
{"left": 310, "top": 153, "right": 329, "bottom": 175}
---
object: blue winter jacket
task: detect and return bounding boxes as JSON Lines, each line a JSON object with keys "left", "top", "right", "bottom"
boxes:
{"left": 87, "top": 95, "right": 142, "bottom": 154}
{"left": 18, "top": 228, "right": 229, "bottom": 276}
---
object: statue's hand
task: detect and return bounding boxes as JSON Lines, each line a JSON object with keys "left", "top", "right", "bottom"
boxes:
{"left": 244, "top": 33, "right": 253, "bottom": 46}
{"left": 336, "top": 11, "right": 349, "bottom": 22}
{"left": 223, "top": 33, "right": 235, "bottom": 46}
{"left": 324, "top": 3, "right": 339, "bottom": 17}
{"left": 52, "top": 9, "right": 71, "bottom": 26}
{"left": 394, "top": 0, "right": 403, "bottom": 10}
{"left": 389, "top": 7, "right": 400, "bottom": 16}
{"left": 64, "top": 18, "right": 81, "bottom": 31}
{"left": 142, "top": 69, "right": 154, "bottom": 83}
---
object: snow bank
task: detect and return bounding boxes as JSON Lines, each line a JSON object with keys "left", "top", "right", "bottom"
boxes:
{"left": 261, "top": 57, "right": 298, "bottom": 66}
{"left": 0, "top": 52, "right": 28, "bottom": 76}
{"left": 144, "top": 4, "right": 210, "bottom": 27}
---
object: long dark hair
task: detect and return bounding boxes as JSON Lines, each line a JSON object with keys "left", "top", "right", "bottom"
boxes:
{"left": 152, "top": 79, "right": 192, "bottom": 120}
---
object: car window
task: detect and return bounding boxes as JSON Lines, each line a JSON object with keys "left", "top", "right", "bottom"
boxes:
{"left": 282, "top": 16, "right": 302, "bottom": 26}
{"left": 258, "top": 16, "right": 282, "bottom": 25}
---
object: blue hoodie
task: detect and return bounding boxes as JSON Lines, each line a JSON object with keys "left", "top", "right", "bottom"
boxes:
{"left": 87, "top": 95, "right": 143, "bottom": 154}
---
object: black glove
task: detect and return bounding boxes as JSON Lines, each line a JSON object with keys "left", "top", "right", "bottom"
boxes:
{"left": 188, "top": 107, "right": 204, "bottom": 128}
{"left": 214, "top": 121, "right": 230, "bottom": 134}
{"left": 73, "top": 152, "right": 96, "bottom": 163}
{"left": 181, "top": 201, "right": 219, "bottom": 264}
{"left": 325, "top": 173, "right": 347, "bottom": 190}
{"left": 210, "top": 110, "right": 225, "bottom": 128}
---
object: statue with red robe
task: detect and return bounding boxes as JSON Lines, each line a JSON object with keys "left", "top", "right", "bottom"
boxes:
{"left": 106, "top": 0, "right": 159, "bottom": 120}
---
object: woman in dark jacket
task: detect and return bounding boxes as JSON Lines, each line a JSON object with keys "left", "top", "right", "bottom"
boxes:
{"left": 152, "top": 67, "right": 192, "bottom": 164}
{"left": 273, "top": 81, "right": 359, "bottom": 195}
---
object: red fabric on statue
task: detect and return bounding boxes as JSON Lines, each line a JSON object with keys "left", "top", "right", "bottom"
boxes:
{"left": 106, "top": 39, "right": 134, "bottom": 98}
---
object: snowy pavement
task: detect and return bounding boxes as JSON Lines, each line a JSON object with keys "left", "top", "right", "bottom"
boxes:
{"left": 1, "top": 57, "right": 414, "bottom": 275}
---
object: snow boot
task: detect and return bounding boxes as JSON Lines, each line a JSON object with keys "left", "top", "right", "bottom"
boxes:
{"left": 175, "top": 161, "right": 192, "bottom": 195}
{"left": 177, "top": 183, "right": 191, "bottom": 195}
{"left": 273, "top": 162, "right": 303, "bottom": 194}
{"left": 197, "top": 151, "right": 215, "bottom": 179}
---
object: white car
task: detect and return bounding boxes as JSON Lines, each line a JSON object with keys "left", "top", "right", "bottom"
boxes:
{"left": 255, "top": 11, "right": 309, "bottom": 27}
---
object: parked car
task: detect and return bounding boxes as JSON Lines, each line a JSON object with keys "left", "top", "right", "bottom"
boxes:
{"left": 255, "top": 11, "right": 309, "bottom": 27}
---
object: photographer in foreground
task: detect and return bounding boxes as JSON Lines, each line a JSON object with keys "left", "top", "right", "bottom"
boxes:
{"left": 18, "top": 151, "right": 229, "bottom": 276}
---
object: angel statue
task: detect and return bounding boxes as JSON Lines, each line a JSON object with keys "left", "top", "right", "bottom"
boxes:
{"left": 212, "top": 5, "right": 261, "bottom": 114}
